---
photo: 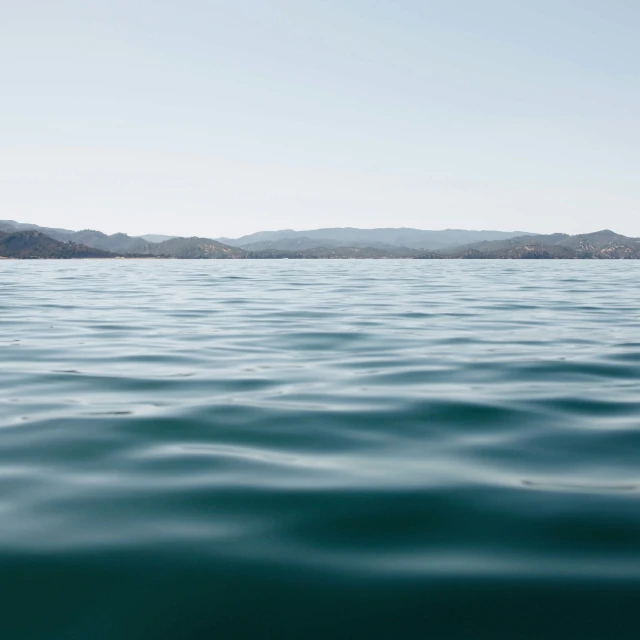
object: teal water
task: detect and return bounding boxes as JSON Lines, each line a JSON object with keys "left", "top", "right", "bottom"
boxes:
{"left": 2, "top": 260, "right": 640, "bottom": 639}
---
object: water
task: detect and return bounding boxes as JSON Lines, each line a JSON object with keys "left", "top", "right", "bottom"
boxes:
{"left": 1, "top": 260, "right": 640, "bottom": 639}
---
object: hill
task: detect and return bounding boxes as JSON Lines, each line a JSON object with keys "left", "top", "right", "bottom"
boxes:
{"left": 2, "top": 220, "right": 640, "bottom": 259}
{"left": 218, "top": 227, "right": 533, "bottom": 250}
{"left": 0, "top": 220, "right": 154, "bottom": 254}
{"left": 247, "top": 245, "right": 421, "bottom": 259}
{"left": 241, "top": 236, "right": 345, "bottom": 251}
{"left": 0, "top": 230, "right": 120, "bottom": 259}
{"left": 0, "top": 220, "right": 535, "bottom": 255}
{"left": 445, "top": 230, "right": 640, "bottom": 259}
{"left": 140, "top": 234, "right": 177, "bottom": 243}
{"left": 143, "top": 237, "right": 247, "bottom": 259}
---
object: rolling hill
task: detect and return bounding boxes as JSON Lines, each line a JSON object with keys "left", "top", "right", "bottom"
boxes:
{"left": 217, "top": 227, "right": 534, "bottom": 250}
{"left": 0, "top": 230, "right": 121, "bottom": 259}
{"left": 2, "top": 220, "right": 640, "bottom": 259}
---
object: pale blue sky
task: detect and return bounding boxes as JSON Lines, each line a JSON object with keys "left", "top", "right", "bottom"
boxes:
{"left": 2, "top": 0, "right": 639, "bottom": 237}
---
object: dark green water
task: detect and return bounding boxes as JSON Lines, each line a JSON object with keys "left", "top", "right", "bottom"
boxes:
{"left": 2, "top": 260, "right": 640, "bottom": 639}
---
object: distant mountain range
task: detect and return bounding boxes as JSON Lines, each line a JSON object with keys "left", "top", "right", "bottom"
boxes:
{"left": 443, "top": 230, "right": 640, "bottom": 259}
{"left": 0, "top": 220, "right": 161, "bottom": 254}
{"left": 216, "top": 227, "right": 532, "bottom": 251}
{"left": 1, "top": 219, "right": 640, "bottom": 259}
{"left": 0, "top": 220, "right": 529, "bottom": 254}
{"left": 0, "top": 229, "right": 120, "bottom": 259}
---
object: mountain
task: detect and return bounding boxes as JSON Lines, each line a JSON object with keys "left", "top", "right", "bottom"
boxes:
{"left": 142, "top": 236, "right": 246, "bottom": 259}
{"left": 2, "top": 219, "right": 640, "bottom": 259}
{"left": 218, "top": 227, "right": 534, "bottom": 250}
{"left": 445, "top": 230, "right": 640, "bottom": 259}
{"left": 0, "top": 230, "right": 120, "bottom": 259}
{"left": 140, "top": 234, "right": 177, "bottom": 243}
{"left": 241, "top": 236, "right": 345, "bottom": 251}
{"left": 0, "top": 220, "right": 534, "bottom": 255}
{"left": 0, "top": 220, "right": 151, "bottom": 254}
{"left": 248, "top": 245, "right": 421, "bottom": 259}
{"left": 0, "top": 228, "right": 244, "bottom": 260}
{"left": 0, "top": 219, "right": 77, "bottom": 241}
{"left": 69, "top": 230, "right": 150, "bottom": 253}
{"left": 216, "top": 229, "right": 298, "bottom": 247}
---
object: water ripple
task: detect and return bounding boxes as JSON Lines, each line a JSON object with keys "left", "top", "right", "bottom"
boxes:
{"left": 2, "top": 260, "right": 640, "bottom": 638}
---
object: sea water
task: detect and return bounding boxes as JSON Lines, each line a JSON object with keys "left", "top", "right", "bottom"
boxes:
{"left": 1, "top": 260, "right": 640, "bottom": 639}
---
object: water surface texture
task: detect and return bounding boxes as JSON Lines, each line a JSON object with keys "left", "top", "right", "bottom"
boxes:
{"left": 2, "top": 260, "right": 640, "bottom": 639}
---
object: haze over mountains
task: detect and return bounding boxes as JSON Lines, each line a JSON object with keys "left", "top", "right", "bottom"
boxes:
{"left": 0, "top": 220, "right": 528, "bottom": 254}
{"left": 216, "top": 228, "right": 533, "bottom": 251}
{"left": 1, "top": 219, "right": 640, "bottom": 259}
{"left": 449, "top": 229, "right": 640, "bottom": 259}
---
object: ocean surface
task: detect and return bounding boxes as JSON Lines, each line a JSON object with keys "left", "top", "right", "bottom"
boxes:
{"left": 2, "top": 259, "right": 640, "bottom": 639}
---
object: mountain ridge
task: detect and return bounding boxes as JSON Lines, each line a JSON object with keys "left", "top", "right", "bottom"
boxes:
{"left": 2, "top": 220, "right": 640, "bottom": 259}
{"left": 442, "top": 229, "right": 640, "bottom": 259}
{"left": 217, "top": 227, "right": 534, "bottom": 250}
{"left": 0, "top": 230, "right": 123, "bottom": 259}
{"left": 1, "top": 220, "right": 532, "bottom": 253}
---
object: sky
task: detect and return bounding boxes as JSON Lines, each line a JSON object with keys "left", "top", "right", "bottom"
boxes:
{"left": 2, "top": 0, "right": 639, "bottom": 238}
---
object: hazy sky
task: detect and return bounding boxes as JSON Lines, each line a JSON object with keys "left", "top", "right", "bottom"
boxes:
{"left": 2, "top": 1, "right": 639, "bottom": 237}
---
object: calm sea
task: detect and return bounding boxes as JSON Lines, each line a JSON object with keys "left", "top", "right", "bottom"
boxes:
{"left": 1, "top": 260, "right": 640, "bottom": 639}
